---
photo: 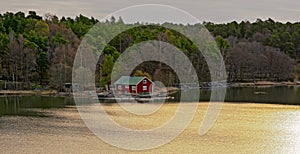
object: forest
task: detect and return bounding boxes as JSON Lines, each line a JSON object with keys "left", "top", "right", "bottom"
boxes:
{"left": 0, "top": 11, "right": 299, "bottom": 90}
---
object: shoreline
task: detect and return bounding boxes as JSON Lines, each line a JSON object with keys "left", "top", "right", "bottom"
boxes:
{"left": 0, "top": 82, "right": 299, "bottom": 106}
{"left": 1, "top": 92, "right": 299, "bottom": 106}
{"left": 1, "top": 81, "right": 300, "bottom": 96}
{"left": 0, "top": 90, "right": 70, "bottom": 97}
{"left": 229, "top": 81, "right": 300, "bottom": 87}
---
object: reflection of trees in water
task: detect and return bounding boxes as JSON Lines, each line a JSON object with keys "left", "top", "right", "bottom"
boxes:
{"left": 0, "top": 96, "right": 74, "bottom": 116}
{"left": 169, "top": 86, "right": 300, "bottom": 104}
{"left": 1, "top": 96, "right": 22, "bottom": 115}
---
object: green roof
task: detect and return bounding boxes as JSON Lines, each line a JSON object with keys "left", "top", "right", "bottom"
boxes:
{"left": 114, "top": 76, "right": 146, "bottom": 85}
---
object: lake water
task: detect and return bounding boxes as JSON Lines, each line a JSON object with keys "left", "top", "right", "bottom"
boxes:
{"left": 173, "top": 86, "right": 300, "bottom": 104}
{"left": 1, "top": 86, "right": 299, "bottom": 116}
{"left": 0, "top": 96, "right": 74, "bottom": 116}
{"left": 1, "top": 102, "right": 300, "bottom": 153}
{"left": 1, "top": 86, "right": 300, "bottom": 153}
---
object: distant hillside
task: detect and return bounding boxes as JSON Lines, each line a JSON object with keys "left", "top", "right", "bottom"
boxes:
{"left": 0, "top": 11, "right": 299, "bottom": 90}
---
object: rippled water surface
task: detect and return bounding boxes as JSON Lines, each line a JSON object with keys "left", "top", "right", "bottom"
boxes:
{"left": 172, "top": 86, "right": 300, "bottom": 104}
{"left": 1, "top": 97, "right": 300, "bottom": 153}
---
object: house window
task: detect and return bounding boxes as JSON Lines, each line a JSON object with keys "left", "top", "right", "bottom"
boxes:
{"left": 143, "top": 80, "right": 147, "bottom": 84}
{"left": 125, "top": 85, "right": 129, "bottom": 89}
{"left": 118, "top": 85, "right": 122, "bottom": 90}
{"left": 143, "top": 86, "right": 147, "bottom": 91}
{"left": 132, "top": 86, "right": 136, "bottom": 90}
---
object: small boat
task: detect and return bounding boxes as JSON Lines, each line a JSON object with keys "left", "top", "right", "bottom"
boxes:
{"left": 254, "top": 91, "right": 267, "bottom": 95}
{"left": 97, "top": 93, "right": 108, "bottom": 97}
{"left": 135, "top": 97, "right": 151, "bottom": 103}
{"left": 97, "top": 91, "right": 113, "bottom": 97}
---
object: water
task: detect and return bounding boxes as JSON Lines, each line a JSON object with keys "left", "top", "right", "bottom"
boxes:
{"left": 0, "top": 87, "right": 300, "bottom": 153}
{"left": 1, "top": 102, "right": 300, "bottom": 153}
{"left": 0, "top": 86, "right": 299, "bottom": 116}
{"left": 0, "top": 96, "right": 74, "bottom": 116}
{"left": 171, "top": 86, "right": 300, "bottom": 104}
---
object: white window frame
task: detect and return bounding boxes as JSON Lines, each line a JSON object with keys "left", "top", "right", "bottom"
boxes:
{"left": 143, "top": 86, "right": 147, "bottom": 91}
{"left": 118, "top": 85, "right": 122, "bottom": 90}
{"left": 125, "top": 85, "right": 129, "bottom": 89}
{"left": 132, "top": 86, "right": 136, "bottom": 90}
{"left": 143, "top": 79, "right": 147, "bottom": 84}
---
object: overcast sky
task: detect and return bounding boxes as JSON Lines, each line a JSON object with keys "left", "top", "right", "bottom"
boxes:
{"left": 1, "top": 0, "right": 299, "bottom": 23}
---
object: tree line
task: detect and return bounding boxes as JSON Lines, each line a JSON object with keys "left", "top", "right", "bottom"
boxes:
{"left": 205, "top": 19, "right": 300, "bottom": 82}
{"left": 0, "top": 11, "right": 299, "bottom": 90}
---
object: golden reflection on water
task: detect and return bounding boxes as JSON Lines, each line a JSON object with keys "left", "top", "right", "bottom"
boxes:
{"left": 216, "top": 104, "right": 300, "bottom": 153}
{"left": 1, "top": 103, "right": 300, "bottom": 153}
{"left": 273, "top": 110, "right": 300, "bottom": 153}
{"left": 101, "top": 103, "right": 300, "bottom": 153}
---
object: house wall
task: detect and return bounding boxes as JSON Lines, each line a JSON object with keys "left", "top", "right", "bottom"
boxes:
{"left": 115, "top": 78, "right": 153, "bottom": 94}
{"left": 115, "top": 84, "right": 129, "bottom": 93}
{"left": 115, "top": 84, "right": 136, "bottom": 94}
{"left": 137, "top": 78, "right": 152, "bottom": 94}
{"left": 129, "top": 85, "right": 136, "bottom": 94}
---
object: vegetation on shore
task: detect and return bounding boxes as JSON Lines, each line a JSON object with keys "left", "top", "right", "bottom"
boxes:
{"left": 0, "top": 11, "right": 299, "bottom": 90}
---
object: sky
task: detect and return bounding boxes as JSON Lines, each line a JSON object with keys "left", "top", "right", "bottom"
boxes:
{"left": 0, "top": 0, "right": 299, "bottom": 23}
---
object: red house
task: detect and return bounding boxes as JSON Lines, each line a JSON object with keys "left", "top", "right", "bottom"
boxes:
{"left": 114, "top": 76, "right": 153, "bottom": 95}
